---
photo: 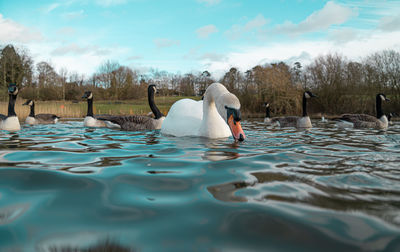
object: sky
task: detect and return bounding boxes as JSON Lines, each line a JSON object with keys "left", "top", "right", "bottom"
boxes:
{"left": 1, "top": 0, "right": 400, "bottom": 78}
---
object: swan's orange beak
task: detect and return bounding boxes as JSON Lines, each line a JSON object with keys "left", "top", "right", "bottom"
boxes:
{"left": 228, "top": 115, "right": 245, "bottom": 141}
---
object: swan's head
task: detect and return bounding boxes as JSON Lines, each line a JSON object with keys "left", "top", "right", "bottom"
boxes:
{"left": 377, "top": 93, "right": 389, "bottom": 102}
{"left": 23, "top": 100, "right": 34, "bottom": 106}
{"left": 216, "top": 93, "right": 246, "bottom": 141}
{"left": 8, "top": 83, "right": 18, "bottom": 96}
{"left": 82, "top": 91, "right": 93, "bottom": 99}
{"left": 304, "top": 91, "right": 317, "bottom": 99}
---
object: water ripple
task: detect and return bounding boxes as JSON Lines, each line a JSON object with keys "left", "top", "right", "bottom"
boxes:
{"left": 0, "top": 120, "right": 399, "bottom": 251}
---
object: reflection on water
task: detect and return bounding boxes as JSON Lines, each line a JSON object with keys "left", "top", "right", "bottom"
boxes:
{"left": 0, "top": 120, "right": 400, "bottom": 251}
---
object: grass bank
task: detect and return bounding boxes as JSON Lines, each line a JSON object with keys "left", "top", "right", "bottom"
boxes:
{"left": 0, "top": 96, "right": 200, "bottom": 121}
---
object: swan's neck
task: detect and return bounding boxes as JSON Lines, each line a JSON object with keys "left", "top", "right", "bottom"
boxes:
{"left": 376, "top": 96, "right": 383, "bottom": 118}
{"left": 87, "top": 98, "right": 93, "bottom": 116}
{"left": 265, "top": 106, "right": 270, "bottom": 118}
{"left": 203, "top": 86, "right": 229, "bottom": 122}
{"left": 148, "top": 89, "right": 163, "bottom": 119}
{"left": 302, "top": 94, "right": 307, "bottom": 117}
{"left": 29, "top": 102, "right": 35, "bottom": 117}
{"left": 8, "top": 94, "right": 17, "bottom": 117}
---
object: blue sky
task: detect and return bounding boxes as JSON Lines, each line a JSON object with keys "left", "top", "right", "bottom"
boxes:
{"left": 1, "top": 0, "right": 400, "bottom": 78}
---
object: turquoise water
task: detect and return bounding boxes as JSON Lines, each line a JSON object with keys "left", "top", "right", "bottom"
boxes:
{"left": 0, "top": 120, "right": 400, "bottom": 251}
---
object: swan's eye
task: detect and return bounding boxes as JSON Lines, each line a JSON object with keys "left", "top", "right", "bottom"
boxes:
{"left": 226, "top": 106, "right": 241, "bottom": 122}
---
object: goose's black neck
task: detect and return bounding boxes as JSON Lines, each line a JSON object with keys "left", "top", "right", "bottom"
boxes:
{"left": 29, "top": 102, "right": 35, "bottom": 117}
{"left": 265, "top": 106, "right": 270, "bottom": 118}
{"left": 376, "top": 95, "right": 383, "bottom": 118}
{"left": 87, "top": 98, "right": 93, "bottom": 117}
{"left": 148, "top": 87, "right": 163, "bottom": 119}
{"left": 8, "top": 94, "right": 17, "bottom": 117}
{"left": 302, "top": 93, "right": 308, "bottom": 117}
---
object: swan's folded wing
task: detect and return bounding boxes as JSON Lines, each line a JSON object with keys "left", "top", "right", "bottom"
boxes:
{"left": 161, "top": 99, "right": 203, "bottom": 137}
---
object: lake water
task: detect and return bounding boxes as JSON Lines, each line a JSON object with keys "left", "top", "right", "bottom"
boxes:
{"left": 0, "top": 120, "right": 400, "bottom": 251}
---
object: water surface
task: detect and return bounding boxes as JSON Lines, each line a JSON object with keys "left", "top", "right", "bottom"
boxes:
{"left": 0, "top": 120, "right": 400, "bottom": 251}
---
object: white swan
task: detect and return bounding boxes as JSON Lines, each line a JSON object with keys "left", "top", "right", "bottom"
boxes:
{"left": 161, "top": 83, "right": 245, "bottom": 141}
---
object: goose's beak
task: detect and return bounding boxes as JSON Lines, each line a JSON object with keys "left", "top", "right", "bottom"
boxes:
{"left": 228, "top": 115, "right": 245, "bottom": 141}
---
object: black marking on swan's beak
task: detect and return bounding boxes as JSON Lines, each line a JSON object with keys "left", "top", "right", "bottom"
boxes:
{"left": 226, "top": 106, "right": 245, "bottom": 141}
{"left": 225, "top": 106, "right": 241, "bottom": 124}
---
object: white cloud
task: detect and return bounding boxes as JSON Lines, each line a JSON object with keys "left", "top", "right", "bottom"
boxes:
{"left": 43, "top": 3, "right": 61, "bottom": 13}
{"left": 202, "top": 31, "right": 400, "bottom": 76}
{"left": 57, "top": 27, "right": 76, "bottom": 36}
{"left": 51, "top": 43, "right": 111, "bottom": 56}
{"left": 62, "top": 10, "right": 85, "bottom": 20}
{"left": 199, "top": 52, "right": 227, "bottom": 62}
{"left": 28, "top": 42, "right": 131, "bottom": 76}
{"left": 126, "top": 55, "right": 143, "bottom": 61}
{"left": 275, "top": 1, "right": 356, "bottom": 35}
{"left": 154, "top": 38, "right": 180, "bottom": 48}
{"left": 225, "top": 14, "right": 268, "bottom": 40}
{"left": 196, "top": 25, "right": 218, "bottom": 39}
{"left": 378, "top": 15, "right": 400, "bottom": 32}
{"left": 96, "top": 0, "right": 128, "bottom": 7}
{"left": 197, "top": 0, "right": 221, "bottom": 6}
{"left": 0, "top": 14, "right": 44, "bottom": 43}
{"left": 328, "top": 28, "right": 361, "bottom": 44}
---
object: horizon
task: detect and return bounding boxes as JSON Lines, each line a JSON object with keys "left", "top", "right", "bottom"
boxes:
{"left": 1, "top": 0, "right": 400, "bottom": 78}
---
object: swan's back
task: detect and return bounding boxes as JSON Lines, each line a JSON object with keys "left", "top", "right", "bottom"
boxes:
{"left": 161, "top": 99, "right": 203, "bottom": 137}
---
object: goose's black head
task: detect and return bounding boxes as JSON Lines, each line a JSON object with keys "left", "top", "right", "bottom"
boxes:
{"left": 377, "top": 93, "right": 390, "bottom": 102}
{"left": 148, "top": 84, "right": 157, "bottom": 94}
{"left": 82, "top": 91, "right": 93, "bottom": 99}
{"left": 8, "top": 83, "right": 18, "bottom": 96}
{"left": 304, "top": 91, "right": 317, "bottom": 99}
{"left": 263, "top": 102, "right": 270, "bottom": 108}
{"left": 23, "top": 99, "right": 34, "bottom": 106}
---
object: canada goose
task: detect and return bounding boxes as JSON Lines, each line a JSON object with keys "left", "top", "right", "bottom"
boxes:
{"left": 97, "top": 84, "right": 165, "bottom": 131}
{"left": 270, "top": 91, "right": 317, "bottom": 128}
{"left": 387, "top": 112, "right": 396, "bottom": 125}
{"left": 0, "top": 83, "right": 21, "bottom": 131}
{"left": 264, "top": 102, "right": 271, "bottom": 123}
{"left": 161, "top": 83, "right": 245, "bottom": 141}
{"left": 334, "top": 94, "right": 390, "bottom": 129}
{"left": 23, "top": 100, "right": 60, "bottom": 125}
{"left": 82, "top": 91, "right": 120, "bottom": 128}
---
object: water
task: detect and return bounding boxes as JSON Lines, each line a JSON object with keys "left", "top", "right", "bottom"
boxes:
{"left": 1, "top": 120, "right": 400, "bottom": 251}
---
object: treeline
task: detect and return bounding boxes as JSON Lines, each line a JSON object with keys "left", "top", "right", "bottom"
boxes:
{"left": 1, "top": 44, "right": 399, "bottom": 116}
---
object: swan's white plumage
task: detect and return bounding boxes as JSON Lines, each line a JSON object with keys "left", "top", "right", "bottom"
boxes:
{"left": 161, "top": 99, "right": 203, "bottom": 137}
{"left": 161, "top": 83, "right": 239, "bottom": 139}
{"left": 0, "top": 116, "right": 21, "bottom": 131}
